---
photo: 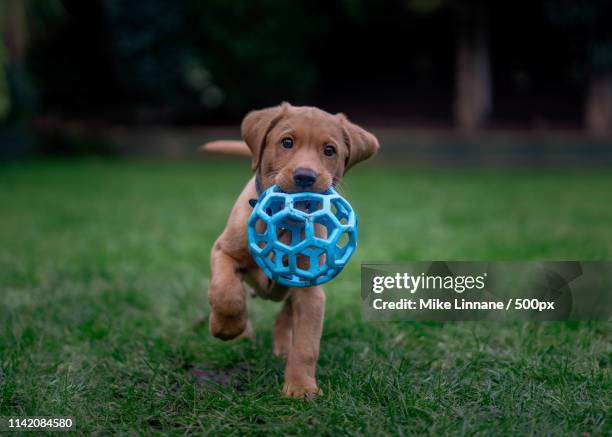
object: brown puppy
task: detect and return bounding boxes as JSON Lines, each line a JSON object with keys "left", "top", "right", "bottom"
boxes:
{"left": 203, "top": 102, "right": 379, "bottom": 398}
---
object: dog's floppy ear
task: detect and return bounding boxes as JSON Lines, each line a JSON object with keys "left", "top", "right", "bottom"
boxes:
{"left": 241, "top": 102, "right": 290, "bottom": 170}
{"left": 338, "top": 113, "right": 380, "bottom": 171}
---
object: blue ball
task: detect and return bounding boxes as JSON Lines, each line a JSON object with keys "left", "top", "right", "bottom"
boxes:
{"left": 247, "top": 185, "right": 358, "bottom": 287}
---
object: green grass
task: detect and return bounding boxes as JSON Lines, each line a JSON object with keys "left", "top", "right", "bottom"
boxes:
{"left": 0, "top": 159, "right": 610, "bottom": 435}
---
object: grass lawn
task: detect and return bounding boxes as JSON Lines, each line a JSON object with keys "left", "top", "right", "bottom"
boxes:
{"left": 0, "top": 159, "right": 610, "bottom": 435}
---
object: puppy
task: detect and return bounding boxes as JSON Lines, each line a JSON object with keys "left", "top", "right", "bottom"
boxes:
{"left": 202, "top": 102, "right": 379, "bottom": 398}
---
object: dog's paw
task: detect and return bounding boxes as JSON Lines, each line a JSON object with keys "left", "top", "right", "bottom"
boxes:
{"left": 282, "top": 382, "right": 322, "bottom": 400}
{"left": 209, "top": 312, "right": 251, "bottom": 341}
{"left": 237, "top": 320, "right": 255, "bottom": 340}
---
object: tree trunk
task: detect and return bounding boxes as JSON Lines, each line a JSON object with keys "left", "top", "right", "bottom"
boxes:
{"left": 454, "top": 3, "right": 491, "bottom": 131}
{"left": 1, "top": 0, "right": 28, "bottom": 64}
{"left": 586, "top": 73, "right": 612, "bottom": 136}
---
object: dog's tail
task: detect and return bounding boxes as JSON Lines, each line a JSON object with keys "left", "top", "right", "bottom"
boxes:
{"left": 198, "top": 140, "right": 251, "bottom": 157}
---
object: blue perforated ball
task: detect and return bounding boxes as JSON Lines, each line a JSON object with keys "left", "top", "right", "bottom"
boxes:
{"left": 247, "top": 185, "right": 358, "bottom": 287}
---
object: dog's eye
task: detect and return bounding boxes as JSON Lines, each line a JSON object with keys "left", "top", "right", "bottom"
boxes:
{"left": 281, "top": 138, "right": 294, "bottom": 149}
{"left": 323, "top": 145, "right": 336, "bottom": 156}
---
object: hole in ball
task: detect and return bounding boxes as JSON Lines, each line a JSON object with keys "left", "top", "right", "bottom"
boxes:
{"left": 255, "top": 218, "right": 267, "bottom": 235}
{"left": 337, "top": 232, "right": 349, "bottom": 249}
{"left": 297, "top": 254, "right": 310, "bottom": 270}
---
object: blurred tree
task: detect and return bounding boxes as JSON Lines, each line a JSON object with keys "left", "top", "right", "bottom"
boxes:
{"left": 408, "top": 0, "right": 491, "bottom": 131}
{"left": 104, "top": 0, "right": 200, "bottom": 118}
{"left": 587, "top": 40, "right": 612, "bottom": 135}
{"left": 453, "top": 1, "right": 491, "bottom": 131}
{"left": 185, "top": 0, "right": 331, "bottom": 115}
{"left": 0, "top": 33, "right": 9, "bottom": 120}
{"left": 0, "top": 0, "right": 30, "bottom": 123}
{"left": 4, "top": 0, "right": 609, "bottom": 133}
{"left": 546, "top": 0, "right": 612, "bottom": 135}
{"left": 102, "top": 0, "right": 339, "bottom": 120}
{"left": 0, "top": 0, "right": 62, "bottom": 124}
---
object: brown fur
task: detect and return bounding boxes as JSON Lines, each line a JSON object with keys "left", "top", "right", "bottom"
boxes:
{"left": 203, "top": 102, "right": 379, "bottom": 398}
{"left": 199, "top": 140, "right": 251, "bottom": 157}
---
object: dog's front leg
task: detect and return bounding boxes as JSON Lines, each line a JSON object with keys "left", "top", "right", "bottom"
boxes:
{"left": 208, "top": 242, "right": 251, "bottom": 340}
{"left": 282, "top": 286, "right": 325, "bottom": 399}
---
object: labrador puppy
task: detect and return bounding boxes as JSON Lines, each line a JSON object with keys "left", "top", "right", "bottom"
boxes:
{"left": 201, "top": 102, "right": 379, "bottom": 398}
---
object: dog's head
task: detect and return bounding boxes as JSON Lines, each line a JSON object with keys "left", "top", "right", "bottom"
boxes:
{"left": 241, "top": 102, "right": 379, "bottom": 193}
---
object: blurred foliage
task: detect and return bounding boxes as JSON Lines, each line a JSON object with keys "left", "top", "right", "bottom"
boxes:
{"left": 104, "top": 0, "right": 196, "bottom": 110}
{"left": 103, "top": 0, "right": 354, "bottom": 118}
{"left": 406, "top": 0, "right": 448, "bottom": 14}
{"left": 545, "top": 0, "right": 612, "bottom": 73}
{"left": 184, "top": 0, "right": 325, "bottom": 114}
{"left": 1, "top": 0, "right": 611, "bottom": 126}
{"left": 0, "top": 0, "right": 63, "bottom": 124}
{"left": 0, "top": 40, "right": 9, "bottom": 120}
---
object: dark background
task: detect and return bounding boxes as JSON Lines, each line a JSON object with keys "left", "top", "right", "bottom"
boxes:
{"left": 1, "top": 0, "right": 612, "bottom": 158}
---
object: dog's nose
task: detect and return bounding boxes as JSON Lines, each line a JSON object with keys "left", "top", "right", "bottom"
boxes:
{"left": 293, "top": 168, "right": 317, "bottom": 188}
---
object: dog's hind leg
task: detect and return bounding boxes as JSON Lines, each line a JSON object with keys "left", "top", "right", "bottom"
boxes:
{"left": 273, "top": 297, "right": 293, "bottom": 358}
{"left": 208, "top": 243, "right": 251, "bottom": 340}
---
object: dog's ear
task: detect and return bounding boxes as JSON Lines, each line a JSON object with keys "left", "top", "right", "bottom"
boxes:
{"left": 241, "top": 102, "right": 290, "bottom": 170}
{"left": 337, "top": 113, "right": 380, "bottom": 171}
